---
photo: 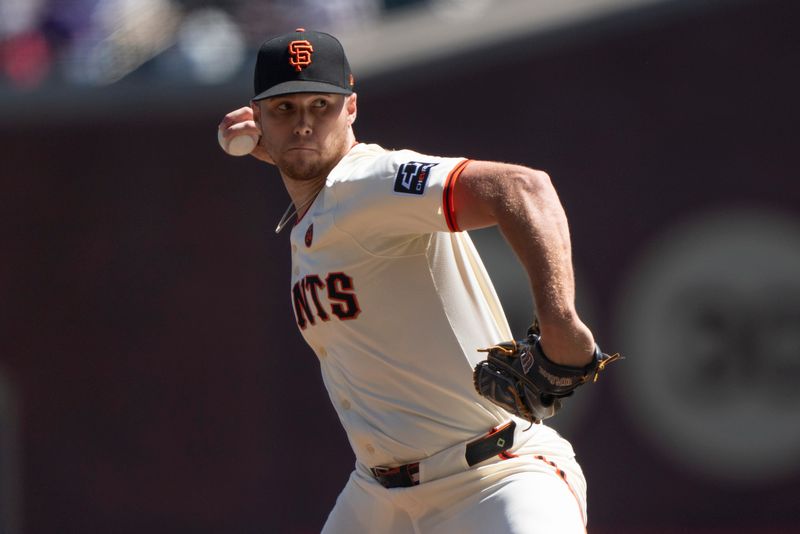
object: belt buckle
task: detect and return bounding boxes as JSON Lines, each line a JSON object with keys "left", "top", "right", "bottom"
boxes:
{"left": 371, "top": 463, "right": 420, "bottom": 488}
{"left": 371, "top": 465, "right": 399, "bottom": 477}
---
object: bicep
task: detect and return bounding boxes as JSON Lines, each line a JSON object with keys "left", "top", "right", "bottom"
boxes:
{"left": 452, "top": 160, "right": 548, "bottom": 232}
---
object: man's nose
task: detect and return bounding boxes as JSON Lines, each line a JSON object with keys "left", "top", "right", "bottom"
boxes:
{"left": 293, "top": 112, "right": 312, "bottom": 136}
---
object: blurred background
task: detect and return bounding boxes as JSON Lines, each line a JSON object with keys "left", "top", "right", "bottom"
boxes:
{"left": 1, "top": 0, "right": 799, "bottom": 532}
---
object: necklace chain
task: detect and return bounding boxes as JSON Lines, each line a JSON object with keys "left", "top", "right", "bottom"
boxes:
{"left": 274, "top": 195, "right": 316, "bottom": 234}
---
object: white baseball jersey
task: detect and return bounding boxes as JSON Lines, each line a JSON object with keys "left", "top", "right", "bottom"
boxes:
{"left": 288, "top": 143, "right": 588, "bottom": 533}
{"left": 288, "top": 142, "right": 518, "bottom": 468}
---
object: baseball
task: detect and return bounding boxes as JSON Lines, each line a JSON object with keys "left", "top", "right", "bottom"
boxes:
{"left": 218, "top": 129, "right": 258, "bottom": 157}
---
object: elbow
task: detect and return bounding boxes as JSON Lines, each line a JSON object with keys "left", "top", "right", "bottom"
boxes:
{"left": 509, "top": 167, "right": 554, "bottom": 200}
{"left": 453, "top": 162, "right": 556, "bottom": 229}
{"left": 500, "top": 168, "right": 564, "bottom": 223}
{"left": 523, "top": 168, "right": 553, "bottom": 191}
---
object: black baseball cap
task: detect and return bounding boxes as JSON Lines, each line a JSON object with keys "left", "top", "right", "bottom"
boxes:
{"left": 252, "top": 28, "right": 355, "bottom": 101}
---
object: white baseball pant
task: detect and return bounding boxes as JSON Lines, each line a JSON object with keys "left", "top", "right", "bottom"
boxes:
{"left": 321, "top": 423, "right": 587, "bottom": 534}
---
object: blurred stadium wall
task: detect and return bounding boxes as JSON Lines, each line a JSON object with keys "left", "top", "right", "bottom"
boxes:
{"left": 1, "top": 0, "right": 799, "bottom": 532}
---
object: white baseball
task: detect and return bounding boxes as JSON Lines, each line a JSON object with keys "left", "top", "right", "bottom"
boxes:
{"left": 218, "top": 129, "right": 258, "bottom": 157}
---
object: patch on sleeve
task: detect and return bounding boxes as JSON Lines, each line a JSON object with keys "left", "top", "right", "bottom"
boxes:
{"left": 393, "top": 162, "right": 439, "bottom": 195}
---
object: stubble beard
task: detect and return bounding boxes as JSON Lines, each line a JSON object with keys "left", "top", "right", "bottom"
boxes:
{"left": 279, "top": 153, "right": 331, "bottom": 182}
{"left": 277, "top": 136, "right": 349, "bottom": 182}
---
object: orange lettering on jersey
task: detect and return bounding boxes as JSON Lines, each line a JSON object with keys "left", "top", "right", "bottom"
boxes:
{"left": 291, "top": 272, "right": 360, "bottom": 329}
{"left": 304, "top": 275, "right": 329, "bottom": 322}
{"left": 326, "top": 272, "right": 361, "bottom": 321}
{"left": 292, "top": 280, "right": 315, "bottom": 329}
{"left": 288, "top": 40, "right": 314, "bottom": 72}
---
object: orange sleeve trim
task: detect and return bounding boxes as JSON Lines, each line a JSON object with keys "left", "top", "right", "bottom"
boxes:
{"left": 443, "top": 158, "right": 471, "bottom": 232}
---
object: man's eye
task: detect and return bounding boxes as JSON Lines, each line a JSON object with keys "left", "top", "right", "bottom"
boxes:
{"left": 314, "top": 99, "right": 328, "bottom": 108}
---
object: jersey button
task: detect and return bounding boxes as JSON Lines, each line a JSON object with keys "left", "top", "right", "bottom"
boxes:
{"left": 293, "top": 265, "right": 300, "bottom": 276}
{"left": 291, "top": 244, "right": 297, "bottom": 253}
{"left": 341, "top": 399, "right": 351, "bottom": 410}
{"left": 365, "top": 444, "right": 375, "bottom": 454}
{"left": 318, "top": 347, "right": 327, "bottom": 358}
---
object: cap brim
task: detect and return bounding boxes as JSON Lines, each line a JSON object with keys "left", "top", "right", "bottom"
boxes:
{"left": 253, "top": 80, "right": 353, "bottom": 101}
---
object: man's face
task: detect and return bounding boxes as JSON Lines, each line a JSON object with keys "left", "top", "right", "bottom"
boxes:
{"left": 255, "top": 92, "right": 357, "bottom": 181}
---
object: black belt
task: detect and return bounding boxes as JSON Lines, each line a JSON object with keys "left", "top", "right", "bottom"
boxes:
{"left": 370, "top": 421, "right": 516, "bottom": 489}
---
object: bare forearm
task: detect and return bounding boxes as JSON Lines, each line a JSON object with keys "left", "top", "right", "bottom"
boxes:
{"left": 494, "top": 170, "right": 574, "bottom": 319}
{"left": 496, "top": 170, "right": 594, "bottom": 365}
{"left": 455, "top": 162, "right": 595, "bottom": 365}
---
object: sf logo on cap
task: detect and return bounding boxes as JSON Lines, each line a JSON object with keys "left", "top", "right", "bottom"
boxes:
{"left": 288, "top": 40, "right": 314, "bottom": 71}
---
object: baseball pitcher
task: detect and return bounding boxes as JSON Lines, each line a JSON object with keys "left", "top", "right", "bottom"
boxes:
{"left": 218, "top": 28, "right": 619, "bottom": 534}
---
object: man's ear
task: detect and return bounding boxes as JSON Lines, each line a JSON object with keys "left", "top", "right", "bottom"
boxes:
{"left": 347, "top": 93, "right": 357, "bottom": 125}
{"left": 250, "top": 100, "right": 260, "bottom": 122}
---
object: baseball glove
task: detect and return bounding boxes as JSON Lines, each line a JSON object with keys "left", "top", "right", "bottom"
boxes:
{"left": 473, "top": 323, "right": 621, "bottom": 423}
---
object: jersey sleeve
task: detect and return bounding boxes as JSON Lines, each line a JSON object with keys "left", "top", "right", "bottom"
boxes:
{"left": 328, "top": 147, "right": 471, "bottom": 241}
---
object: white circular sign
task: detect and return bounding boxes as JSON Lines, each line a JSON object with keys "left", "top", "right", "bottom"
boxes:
{"left": 616, "top": 209, "right": 800, "bottom": 483}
